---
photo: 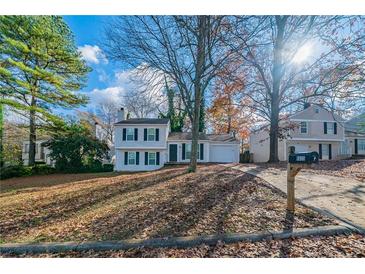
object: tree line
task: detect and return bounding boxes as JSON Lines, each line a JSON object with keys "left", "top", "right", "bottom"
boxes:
{"left": 1, "top": 15, "right": 365, "bottom": 173}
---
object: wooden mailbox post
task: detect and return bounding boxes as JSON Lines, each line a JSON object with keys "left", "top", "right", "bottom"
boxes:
{"left": 287, "top": 147, "right": 319, "bottom": 213}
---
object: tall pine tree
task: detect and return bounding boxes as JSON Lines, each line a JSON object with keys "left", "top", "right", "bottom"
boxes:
{"left": 0, "top": 16, "right": 90, "bottom": 166}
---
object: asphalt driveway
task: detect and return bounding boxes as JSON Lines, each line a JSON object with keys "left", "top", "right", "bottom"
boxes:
{"left": 231, "top": 164, "right": 365, "bottom": 231}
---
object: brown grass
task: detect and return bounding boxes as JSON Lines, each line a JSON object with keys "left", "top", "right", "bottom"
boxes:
{"left": 0, "top": 165, "right": 335, "bottom": 244}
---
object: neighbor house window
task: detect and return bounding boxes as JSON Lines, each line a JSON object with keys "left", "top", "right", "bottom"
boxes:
{"left": 147, "top": 128, "right": 155, "bottom": 141}
{"left": 300, "top": 122, "right": 308, "bottom": 134}
{"left": 24, "top": 144, "right": 29, "bottom": 153}
{"left": 327, "top": 122, "right": 334, "bottom": 134}
{"left": 148, "top": 152, "right": 156, "bottom": 165}
{"left": 128, "top": 152, "right": 136, "bottom": 165}
{"left": 126, "top": 128, "right": 134, "bottom": 141}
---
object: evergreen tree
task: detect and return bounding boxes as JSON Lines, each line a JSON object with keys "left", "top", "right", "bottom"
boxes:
{"left": 0, "top": 16, "right": 90, "bottom": 166}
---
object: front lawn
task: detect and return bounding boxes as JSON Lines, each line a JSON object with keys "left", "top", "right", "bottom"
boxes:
{"left": 0, "top": 164, "right": 335, "bottom": 244}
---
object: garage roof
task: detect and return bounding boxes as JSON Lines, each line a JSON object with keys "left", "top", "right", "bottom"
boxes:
{"left": 168, "top": 132, "right": 239, "bottom": 143}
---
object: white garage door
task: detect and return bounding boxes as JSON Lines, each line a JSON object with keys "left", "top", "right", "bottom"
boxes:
{"left": 210, "top": 144, "right": 238, "bottom": 163}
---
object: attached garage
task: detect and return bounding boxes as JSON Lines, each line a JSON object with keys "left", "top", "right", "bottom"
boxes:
{"left": 210, "top": 144, "right": 239, "bottom": 163}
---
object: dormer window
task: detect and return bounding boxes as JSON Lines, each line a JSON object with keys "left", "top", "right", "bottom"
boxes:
{"left": 315, "top": 108, "right": 319, "bottom": 113}
{"left": 300, "top": 122, "right": 308, "bottom": 134}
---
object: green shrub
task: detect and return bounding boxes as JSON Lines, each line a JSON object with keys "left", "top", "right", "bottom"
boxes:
{"left": 102, "top": 164, "right": 114, "bottom": 172}
{"left": 0, "top": 165, "right": 32, "bottom": 180}
{"left": 32, "top": 164, "right": 56, "bottom": 175}
{"left": 0, "top": 164, "right": 56, "bottom": 180}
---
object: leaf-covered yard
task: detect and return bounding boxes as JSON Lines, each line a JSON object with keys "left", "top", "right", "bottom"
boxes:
{"left": 0, "top": 165, "right": 336, "bottom": 244}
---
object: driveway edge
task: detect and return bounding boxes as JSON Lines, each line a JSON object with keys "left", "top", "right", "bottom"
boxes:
{"left": 0, "top": 225, "right": 353, "bottom": 255}
{"left": 232, "top": 166, "right": 365, "bottom": 234}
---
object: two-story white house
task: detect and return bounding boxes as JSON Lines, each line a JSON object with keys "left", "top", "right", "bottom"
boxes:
{"left": 250, "top": 104, "right": 350, "bottom": 162}
{"left": 114, "top": 108, "right": 240, "bottom": 171}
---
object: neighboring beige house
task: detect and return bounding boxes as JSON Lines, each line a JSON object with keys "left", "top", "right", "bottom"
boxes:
{"left": 345, "top": 113, "right": 365, "bottom": 156}
{"left": 249, "top": 104, "right": 358, "bottom": 162}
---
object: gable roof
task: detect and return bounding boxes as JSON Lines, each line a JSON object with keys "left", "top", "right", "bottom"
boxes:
{"left": 168, "top": 132, "right": 239, "bottom": 143}
{"left": 289, "top": 105, "right": 344, "bottom": 122}
{"left": 115, "top": 118, "right": 170, "bottom": 125}
{"left": 345, "top": 113, "right": 365, "bottom": 134}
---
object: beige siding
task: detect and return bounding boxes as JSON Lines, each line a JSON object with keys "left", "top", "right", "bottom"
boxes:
{"left": 290, "top": 120, "right": 345, "bottom": 141}
{"left": 249, "top": 130, "right": 285, "bottom": 162}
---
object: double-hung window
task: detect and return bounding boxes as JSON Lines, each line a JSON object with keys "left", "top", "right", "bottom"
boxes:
{"left": 147, "top": 128, "right": 155, "bottom": 141}
{"left": 185, "top": 143, "right": 200, "bottom": 160}
{"left": 126, "top": 128, "right": 134, "bottom": 141}
{"left": 327, "top": 122, "right": 334, "bottom": 134}
{"left": 359, "top": 140, "right": 365, "bottom": 151}
{"left": 128, "top": 152, "right": 136, "bottom": 165}
{"left": 148, "top": 152, "right": 156, "bottom": 165}
{"left": 185, "top": 143, "right": 192, "bottom": 160}
{"left": 300, "top": 122, "right": 308, "bottom": 134}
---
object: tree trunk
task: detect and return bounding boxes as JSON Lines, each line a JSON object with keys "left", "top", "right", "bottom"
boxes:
{"left": 0, "top": 102, "right": 4, "bottom": 167}
{"left": 28, "top": 96, "right": 36, "bottom": 166}
{"left": 268, "top": 16, "right": 287, "bottom": 163}
{"left": 189, "top": 16, "right": 207, "bottom": 173}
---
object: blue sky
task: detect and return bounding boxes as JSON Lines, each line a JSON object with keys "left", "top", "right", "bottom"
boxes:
{"left": 63, "top": 16, "right": 130, "bottom": 113}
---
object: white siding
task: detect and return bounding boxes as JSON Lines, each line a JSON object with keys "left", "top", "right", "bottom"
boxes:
{"left": 166, "top": 141, "right": 210, "bottom": 163}
{"left": 114, "top": 124, "right": 169, "bottom": 149}
{"left": 115, "top": 149, "right": 166, "bottom": 172}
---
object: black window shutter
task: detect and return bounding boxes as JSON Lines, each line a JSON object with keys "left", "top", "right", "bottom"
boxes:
{"left": 329, "top": 144, "right": 332, "bottom": 160}
{"left": 124, "top": 151, "right": 128, "bottom": 165}
{"left": 156, "top": 152, "right": 160, "bottom": 165}
{"left": 319, "top": 144, "right": 322, "bottom": 159}
{"left": 144, "top": 128, "right": 147, "bottom": 141}
{"left": 324, "top": 122, "right": 327, "bottom": 134}
{"left": 145, "top": 152, "right": 148, "bottom": 165}
{"left": 334, "top": 123, "right": 337, "bottom": 135}
{"left": 200, "top": 143, "right": 204, "bottom": 160}
{"left": 182, "top": 143, "right": 186, "bottom": 160}
{"left": 155, "top": 128, "right": 159, "bottom": 141}
{"left": 136, "top": 152, "right": 140, "bottom": 165}
{"left": 123, "top": 128, "right": 126, "bottom": 141}
{"left": 134, "top": 128, "right": 138, "bottom": 141}
{"left": 355, "top": 139, "right": 358, "bottom": 154}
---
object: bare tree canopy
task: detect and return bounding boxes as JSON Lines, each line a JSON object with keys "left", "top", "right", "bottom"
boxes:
{"left": 228, "top": 16, "right": 365, "bottom": 162}
{"left": 103, "top": 16, "right": 234, "bottom": 171}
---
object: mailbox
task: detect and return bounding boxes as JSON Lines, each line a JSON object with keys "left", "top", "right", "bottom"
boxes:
{"left": 288, "top": 151, "right": 319, "bottom": 164}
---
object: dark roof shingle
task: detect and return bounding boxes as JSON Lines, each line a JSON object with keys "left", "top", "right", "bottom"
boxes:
{"left": 168, "top": 132, "right": 239, "bottom": 143}
{"left": 115, "top": 118, "right": 169, "bottom": 125}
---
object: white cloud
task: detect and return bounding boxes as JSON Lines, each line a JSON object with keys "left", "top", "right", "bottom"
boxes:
{"left": 78, "top": 45, "right": 108, "bottom": 65}
{"left": 87, "top": 87, "right": 124, "bottom": 106}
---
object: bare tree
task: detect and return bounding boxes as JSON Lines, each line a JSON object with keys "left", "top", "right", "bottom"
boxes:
{"left": 229, "top": 16, "right": 365, "bottom": 162}
{"left": 122, "top": 67, "right": 167, "bottom": 118}
{"left": 96, "top": 101, "right": 119, "bottom": 145}
{"left": 104, "top": 16, "right": 233, "bottom": 172}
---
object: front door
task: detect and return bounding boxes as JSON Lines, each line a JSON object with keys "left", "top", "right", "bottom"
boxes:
{"left": 169, "top": 144, "right": 178, "bottom": 162}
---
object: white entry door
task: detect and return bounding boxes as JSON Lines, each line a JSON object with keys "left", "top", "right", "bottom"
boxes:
{"left": 322, "top": 144, "right": 330, "bottom": 160}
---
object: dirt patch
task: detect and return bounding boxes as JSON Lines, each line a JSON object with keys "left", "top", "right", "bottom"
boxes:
{"left": 0, "top": 165, "right": 336, "bottom": 244}
{"left": 2, "top": 234, "right": 364, "bottom": 258}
